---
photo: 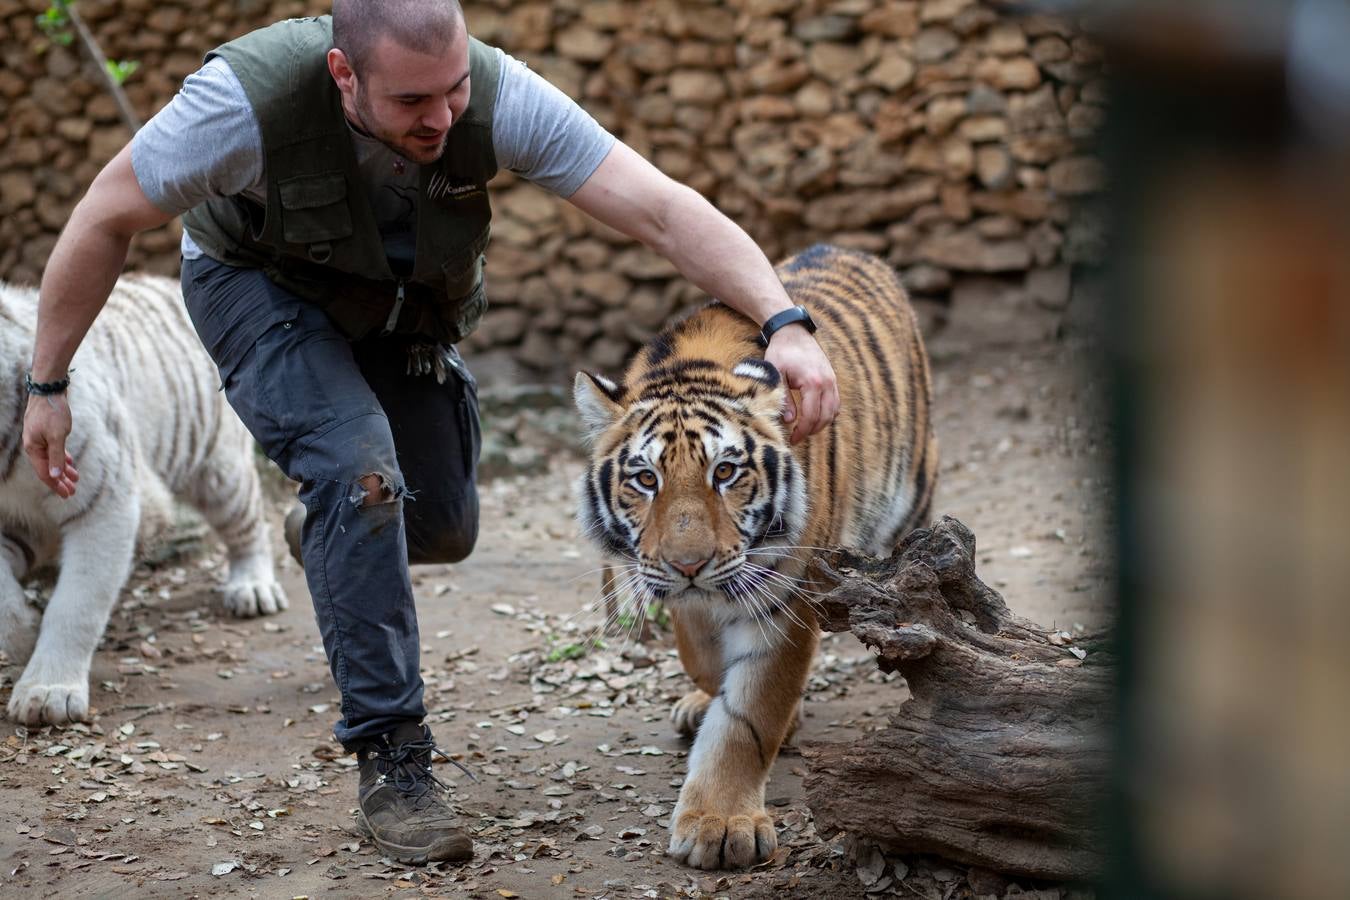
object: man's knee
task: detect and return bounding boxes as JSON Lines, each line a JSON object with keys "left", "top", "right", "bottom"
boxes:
{"left": 349, "top": 471, "right": 403, "bottom": 508}
{"left": 300, "top": 414, "right": 402, "bottom": 493}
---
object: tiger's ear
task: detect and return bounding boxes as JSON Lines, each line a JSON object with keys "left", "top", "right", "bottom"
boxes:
{"left": 732, "top": 358, "right": 788, "bottom": 422}
{"left": 732, "top": 358, "right": 781, "bottom": 389}
{"left": 573, "top": 371, "right": 626, "bottom": 441}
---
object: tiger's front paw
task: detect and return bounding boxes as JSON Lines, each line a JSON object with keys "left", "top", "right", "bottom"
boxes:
{"left": 668, "top": 804, "right": 777, "bottom": 870}
{"left": 7, "top": 676, "right": 90, "bottom": 726}
{"left": 0, "top": 595, "right": 39, "bottom": 666}
{"left": 670, "top": 689, "right": 712, "bottom": 737}
{"left": 221, "top": 560, "right": 289, "bottom": 618}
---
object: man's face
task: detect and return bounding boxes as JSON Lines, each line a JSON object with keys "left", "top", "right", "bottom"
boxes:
{"left": 341, "top": 30, "right": 471, "bottom": 165}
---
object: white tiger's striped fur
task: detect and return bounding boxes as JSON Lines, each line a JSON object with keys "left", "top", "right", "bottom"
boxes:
{"left": 0, "top": 274, "right": 287, "bottom": 726}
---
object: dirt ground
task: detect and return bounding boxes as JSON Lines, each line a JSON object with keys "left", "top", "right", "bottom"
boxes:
{"left": 0, "top": 337, "right": 1113, "bottom": 899}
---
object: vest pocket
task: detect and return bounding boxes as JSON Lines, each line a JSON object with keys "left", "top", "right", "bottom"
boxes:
{"left": 277, "top": 172, "right": 353, "bottom": 249}
{"left": 440, "top": 229, "right": 490, "bottom": 341}
{"left": 453, "top": 280, "right": 487, "bottom": 342}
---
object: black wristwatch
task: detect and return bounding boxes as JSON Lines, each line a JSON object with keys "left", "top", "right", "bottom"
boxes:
{"left": 757, "top": 305, "right": 817, "bottom": 348}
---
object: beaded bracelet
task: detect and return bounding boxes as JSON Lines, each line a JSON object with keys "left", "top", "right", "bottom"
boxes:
{"left": 24, "top": 372, "right": 71, "bottom": 396}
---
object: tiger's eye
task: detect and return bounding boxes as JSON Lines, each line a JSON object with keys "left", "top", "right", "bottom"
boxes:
{"left": 637, "top": 470, "right": 658, "bottom": 489}
{"left": 714, "top": 462, "right": 736, "bottom": 482}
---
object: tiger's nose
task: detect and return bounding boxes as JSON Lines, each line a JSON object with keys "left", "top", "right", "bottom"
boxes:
{"left": 670, "top": 558, "right": 709, "bottom": 578}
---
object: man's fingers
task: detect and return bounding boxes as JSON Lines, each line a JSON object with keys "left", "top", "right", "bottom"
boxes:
{"left": 764, "top": 331, "right": 838, "bottom": 443}
{"left": 47, "top": 439, "right": 67, "bottom": 483}
{"left": 51, "top": 444, "right": 77, "bottom": 498}
{"left": 22, "top": 411, "right": 77, "bottom": 498}
{"left": 43, "top": 449, "right": 74, "bottom": 499}
{"left": 23, "top": 444, "right": 54, "bottom": 492}
{"left": 791, "top": 383, "right": 823, "bottom": 445}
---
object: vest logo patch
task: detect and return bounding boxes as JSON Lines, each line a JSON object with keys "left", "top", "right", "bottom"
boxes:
{"left": 428, "top": 172, "right": 485, "bottom": 202}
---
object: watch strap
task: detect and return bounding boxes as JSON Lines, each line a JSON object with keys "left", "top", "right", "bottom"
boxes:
{"left": 758, "top": 305, "right": 817, "bottom": 348}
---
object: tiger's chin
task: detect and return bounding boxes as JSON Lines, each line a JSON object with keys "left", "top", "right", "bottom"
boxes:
{"left": 653, "top": 585, "right": 719, "bottom": 607}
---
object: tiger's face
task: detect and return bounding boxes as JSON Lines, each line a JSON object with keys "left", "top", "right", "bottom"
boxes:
{"left": 574, "top": 360, "right": 808, "bottom": 610}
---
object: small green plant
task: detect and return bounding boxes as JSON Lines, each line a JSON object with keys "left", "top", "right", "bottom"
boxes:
{"left": 105, "top": 59, "right": 139, "bottom": 85}
{"left": 36, "top": 3, "right": 74, "bottom": 46}
{"left": 32, "top": 1, "right": 142, "bottom": 132}
{"left": 615, "top": 600, "right": 669, "bottom": 634}
{"left": 647, "top": 600, "right": 671, "bottom": 630}
{"left": 544, "top": 634, "right": 606, "bottom": 663}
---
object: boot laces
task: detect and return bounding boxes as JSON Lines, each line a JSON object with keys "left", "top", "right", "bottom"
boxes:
{"left": 371, "top": 738, "right": 476, "bottom": 807}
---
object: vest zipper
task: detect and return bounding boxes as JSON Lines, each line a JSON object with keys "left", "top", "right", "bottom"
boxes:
{"left": 382, "top": 280, "right": 406, "bottom": 336}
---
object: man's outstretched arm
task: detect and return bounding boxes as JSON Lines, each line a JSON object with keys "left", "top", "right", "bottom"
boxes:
{"left": 24, "top": 142, "right": 176, "bottom": 498}
{"left": 567, "top": 141, "right": 841, "bottom": 444}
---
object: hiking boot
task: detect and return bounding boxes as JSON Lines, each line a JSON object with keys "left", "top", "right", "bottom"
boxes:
{"left": 283, "top": 502, "right": 304, "bottom": 568}
{"left": 355, "top": 722, "right": 474, "bottom": 864}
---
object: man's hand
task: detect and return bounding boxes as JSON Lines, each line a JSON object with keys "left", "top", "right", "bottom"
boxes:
{"left": 764, "top": 326, "right": 840, "bottom": 445}
{"left": 23, "top": 140, "right": 173, "bottom": 501}
{"left": 567, "top": 141, "right": 841, "bottom": 441}
{"left": 23, "top": 395, "right": 80, "bottom": 499}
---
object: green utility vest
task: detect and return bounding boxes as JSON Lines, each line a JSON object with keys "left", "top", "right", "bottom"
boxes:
{"left": 183, "top": 16, "right": 499, "bottom": 343}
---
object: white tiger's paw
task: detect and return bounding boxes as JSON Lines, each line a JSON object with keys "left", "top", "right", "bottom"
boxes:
{"left": 671, "top": 689, "right": 713, "bottom": 737}
{"left": 221, "top": 576, "right": 289, "bottom": 618}
{"left": 0, "top": 596, "right": 40, "bottom": 667}
{"left": 220, "top": 553, "right": 289, "bottom": 618}
{"left": 7, "top": 676, "right": 91, "bottom": 726}
{"left": 668, "top": 805, "right": 778, "bottom": 870}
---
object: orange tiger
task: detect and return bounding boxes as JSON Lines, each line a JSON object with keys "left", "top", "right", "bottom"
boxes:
{"left": 573, "top": 243, "right": 937, "bottom": 870}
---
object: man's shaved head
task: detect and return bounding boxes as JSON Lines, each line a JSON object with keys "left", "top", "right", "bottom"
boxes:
{"left": 333, "top": 0, "right": 465, "bottom": 75}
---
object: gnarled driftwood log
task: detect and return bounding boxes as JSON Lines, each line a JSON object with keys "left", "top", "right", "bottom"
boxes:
{"left": 802, "top": 516, "right": 1113, "bottom": 881}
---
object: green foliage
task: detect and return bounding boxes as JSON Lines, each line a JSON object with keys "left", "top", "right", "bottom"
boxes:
{"left": 544, "top": 634, "right": 606, "bottom": 664}
{"left": 35, "top": 2, "right": 139, "bottom": 87}
{"left": 105, "top": 59, "right": 139, "bottom": 85}
{"left": 36, "top": 3, "right": 74, "bottom": 47}
{"left": 647, "top": 600, "right": 671, "bottom": 630}
{"left": 617, "top": 600, "right": 669, "bottom": 633}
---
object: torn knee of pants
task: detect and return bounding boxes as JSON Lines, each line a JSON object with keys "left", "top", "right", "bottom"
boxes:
{"left": 348, "top": 472, "right": 411, "bottom": 508}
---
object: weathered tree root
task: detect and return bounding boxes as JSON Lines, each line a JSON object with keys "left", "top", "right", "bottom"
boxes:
{"left": 802, "top": 516, "right": 1112, "bottom": 881}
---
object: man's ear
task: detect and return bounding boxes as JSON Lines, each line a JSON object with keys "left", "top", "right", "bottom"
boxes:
{"left": 327, "top": 47, "right": 357, "bottom": 94}
{"left": 573, "top": 372, "right": 625, "bottom": 442}
{"left": 732, "top": 358, "right": 787, "bottom": 423}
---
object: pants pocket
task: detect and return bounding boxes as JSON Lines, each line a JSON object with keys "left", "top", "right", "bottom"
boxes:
{"left": 182, "top": 257, "right": 301, "bottom": 384}
{"left": 453, "top": 361, "right": 481, "bottom": 479}
{"left": 249, "top": 304, "right": 383, "bottom": 464}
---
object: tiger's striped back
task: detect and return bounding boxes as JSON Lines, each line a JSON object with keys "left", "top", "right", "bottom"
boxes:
{"left": 80, "top": 274, "right": 234, "bottom": 497}
{"left": 775, "top": 243, "right": 937, "bottom": 554}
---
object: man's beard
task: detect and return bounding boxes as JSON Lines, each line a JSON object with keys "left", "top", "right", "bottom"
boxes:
{"left": 352, "top": 86, "right": 448, "bottom": 165}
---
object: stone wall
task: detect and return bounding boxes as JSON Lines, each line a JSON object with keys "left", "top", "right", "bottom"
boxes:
{"left": 0, "top": 0, "right": 1104, "bottom": 375}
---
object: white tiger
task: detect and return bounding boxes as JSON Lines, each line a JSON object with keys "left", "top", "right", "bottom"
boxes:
{"left": 0, "top": 274, "right": 288, "bottom": 726}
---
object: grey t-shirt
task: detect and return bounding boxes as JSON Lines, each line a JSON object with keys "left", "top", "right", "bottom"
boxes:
{"left": 131, "top": 46, "right": 616, "bottom": 265}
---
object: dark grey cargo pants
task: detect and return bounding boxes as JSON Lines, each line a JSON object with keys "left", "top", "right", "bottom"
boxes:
{"left": 181, "top": 256, "right": 480, "bottom": 748}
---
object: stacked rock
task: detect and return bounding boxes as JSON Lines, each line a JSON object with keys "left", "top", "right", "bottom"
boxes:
{"left": 0, "top": 0, "right": 1104, "bottom": 374}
